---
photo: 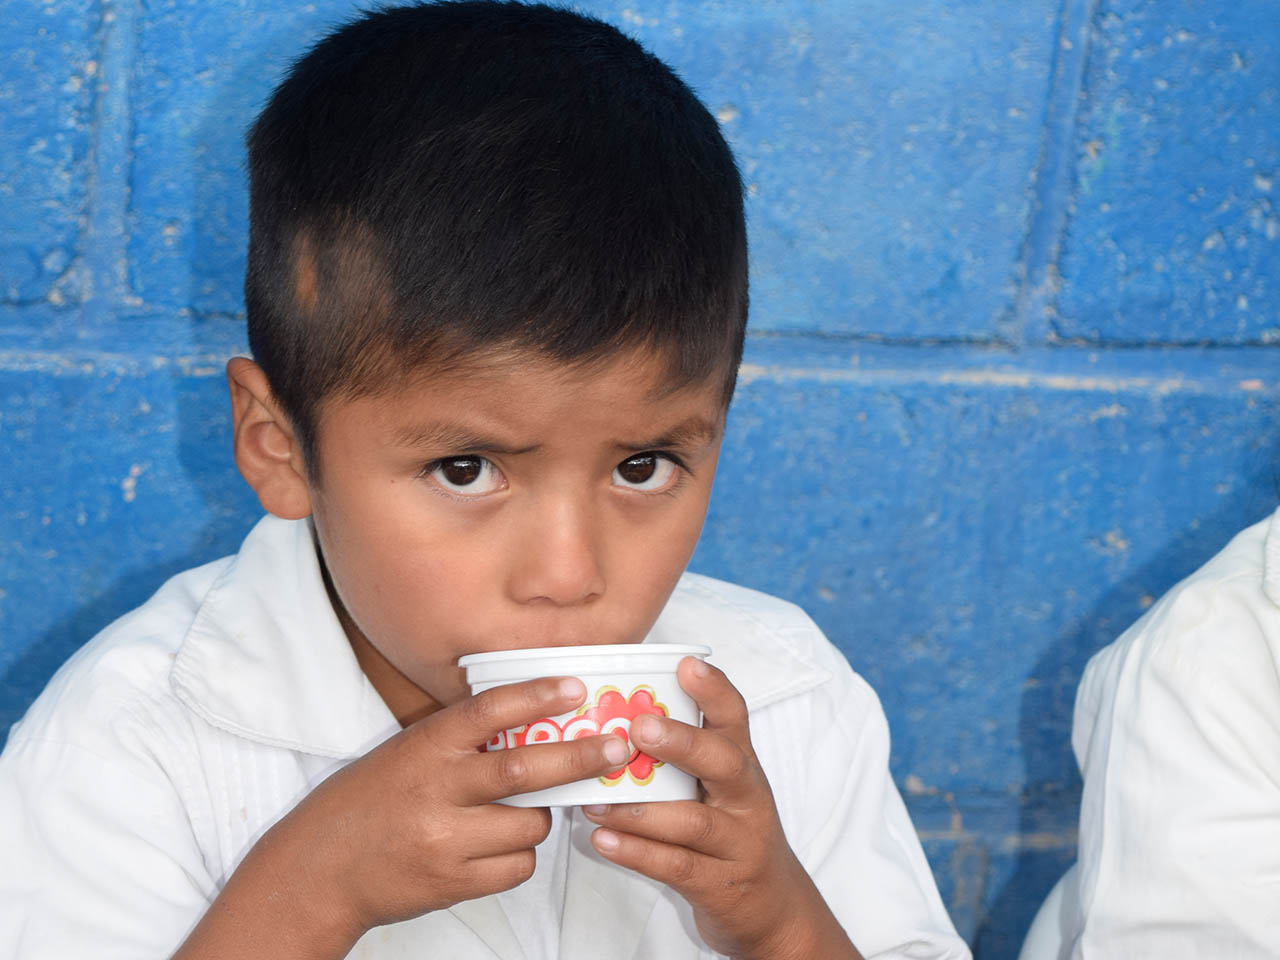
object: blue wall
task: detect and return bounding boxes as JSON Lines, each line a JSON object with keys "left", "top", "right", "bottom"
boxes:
{"left": 2, "top": 1, "right": 1278, "bottom": 955}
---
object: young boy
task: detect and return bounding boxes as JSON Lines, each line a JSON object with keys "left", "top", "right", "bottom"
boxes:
{"left": 0, "top": 3, "right": 969, "bottom": 958}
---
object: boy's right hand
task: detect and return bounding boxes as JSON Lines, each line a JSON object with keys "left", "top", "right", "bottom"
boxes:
{"left": 176, "top": 676, "right": 622, "bottom": 959}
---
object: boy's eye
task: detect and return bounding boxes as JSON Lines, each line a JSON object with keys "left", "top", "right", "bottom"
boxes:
{"left": 426, "top": 456, "right": 506, "bottom": 496}
{"left": 612, "top": 453, "right": 678, "bottom": 492}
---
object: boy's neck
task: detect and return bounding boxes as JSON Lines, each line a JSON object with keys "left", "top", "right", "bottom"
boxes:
{"left": 315, "top": 537, "right": 441, "bottom": 728}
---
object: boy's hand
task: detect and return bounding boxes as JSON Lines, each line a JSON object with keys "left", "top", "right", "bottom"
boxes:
{"left": 581, "top": 659, "right": 864, "bottom": 960}
{"left": 178, "top": 677, "right": 625, "bottom": 959}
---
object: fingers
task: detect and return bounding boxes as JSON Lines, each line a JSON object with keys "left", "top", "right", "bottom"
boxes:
{"left": 588, "top": 823, "right": 717, "bottom": 894}
{"left": 581, "top": 801, "right": 736, "bottom": 860}
{"left": 464, "top": 849, "right": 540, "bottom": 895}
{"left": 628, "top": 711, "right": 759, "bottom": 802}
{"left": 677, "top": 657, "right": 749, "bottom": 740}
{"left": 460, "top": 733, "right": 631, "bottom": 805}
{"left": 427, "top": 677, "right": 588, "bottom": 749}
{"left": 404, "top": 677, "right": 637, "bottom": 804}
{"left": 455, "top": 806, "right": 552, "bottom": 859}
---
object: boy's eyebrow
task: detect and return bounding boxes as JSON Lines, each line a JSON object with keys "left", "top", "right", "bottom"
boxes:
{"left": 392, "top": 423, "right": 540, "bottom": 456}
{"left": 620, "top": 416, "right": 721, "bottom": 451}
{"left": 391, "top": 415, "right": 720, "bottom": 455}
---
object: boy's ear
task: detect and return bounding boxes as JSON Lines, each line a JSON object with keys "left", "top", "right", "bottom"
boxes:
{"left": 226, "top": 357, "right": 313, "bottom": 520}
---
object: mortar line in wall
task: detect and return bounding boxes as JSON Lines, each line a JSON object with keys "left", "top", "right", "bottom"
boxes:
{"left": 79, "top": 0, "right": 140, "bottom": 333}
{"left": 3, "top": 339, "right": 1275, "bottom": 379}
{"left": 120, "top": 0, "right": 146, "bottom": 312}
{"left": 744, "top": 329, "right": 1280, "bottom": 352}
{"left": 61, "top": 0, "right": 109, "bottom": 331}
{"left": 0, "top": 349, "right": 230, "bottom": 376}
{"left": 733, "top": 363, "right": 1242, "bottom": 396}
{"left": 746, "top": 330, "right": 1013, "bottom": 349}
{"left": 1005, "top": 0, "right": 1100, "bottom": 345}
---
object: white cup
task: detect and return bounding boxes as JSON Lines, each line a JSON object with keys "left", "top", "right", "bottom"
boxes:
{"left": 458, "top": 643, "right": 711, "bottom": 807}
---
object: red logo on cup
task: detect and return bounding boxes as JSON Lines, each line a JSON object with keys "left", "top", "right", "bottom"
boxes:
{"left": 484, "top": 684, "right": 669, "bottom": 785}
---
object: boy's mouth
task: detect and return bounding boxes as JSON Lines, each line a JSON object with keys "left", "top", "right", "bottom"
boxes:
{"left": 471, "top": 636, "right": 644, "bottom": 654}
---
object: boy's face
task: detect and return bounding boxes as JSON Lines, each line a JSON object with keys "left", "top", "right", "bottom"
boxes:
{"left": 305, "top": 347, "right": 727, "bottom": 724}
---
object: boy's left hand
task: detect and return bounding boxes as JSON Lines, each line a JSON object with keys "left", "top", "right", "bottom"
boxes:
{"left": 581, "top": 658, "right": 863, "bottom": 960}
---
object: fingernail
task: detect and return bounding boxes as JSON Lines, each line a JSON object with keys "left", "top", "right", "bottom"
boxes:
{"left": 632, "top": 714, "right": 658, "bottom": 742}
{"left": 558, "top": 677, "right": 585, "bottom": 700}
{"left": 582, "top": 804, "right": 608, "bottom": 816}
{"left": 593, "top": 828, "right": 620, "bottom": 852}
{"left": 602, "top": 736, "right": 628, "bottom": 766}
{"left": 690, "top": 657, "right": 709, "bottom": 678}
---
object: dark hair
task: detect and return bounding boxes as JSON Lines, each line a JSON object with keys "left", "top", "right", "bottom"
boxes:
{"left": 245, "top": 0, "right": 748, "bottom": 467}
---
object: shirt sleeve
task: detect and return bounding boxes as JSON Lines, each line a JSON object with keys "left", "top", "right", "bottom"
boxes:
{"left": 757, "top": 640, "right": 972, "bottom": 960}
{"left": 1071, "top": 572, "right": 1280, "bottom": 958}
{"left": 0, "top": 730, "right": 217, "bottom": 958}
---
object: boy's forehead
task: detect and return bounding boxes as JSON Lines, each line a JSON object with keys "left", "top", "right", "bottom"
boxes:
{"left": 396, "top": 344, "right": 729, "bottom": 406}
{"left": 312, "top": 345, "right": 721, "bottom": 463}
{"left": 314, "top": 343, "right": 729, "bottom": 451}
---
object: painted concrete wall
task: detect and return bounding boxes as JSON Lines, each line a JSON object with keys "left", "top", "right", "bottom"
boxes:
{"left": 2, "top": 0, "right": 1278, "bottom": 954}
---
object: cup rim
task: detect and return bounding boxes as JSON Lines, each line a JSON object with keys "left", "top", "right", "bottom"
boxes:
{"left": 458, "top": 642, "right": 710, "bottom": 667}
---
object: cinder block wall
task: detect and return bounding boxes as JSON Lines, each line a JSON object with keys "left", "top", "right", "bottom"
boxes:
{"left": 2, "top": 1, "right": 1277, "bottom": 954}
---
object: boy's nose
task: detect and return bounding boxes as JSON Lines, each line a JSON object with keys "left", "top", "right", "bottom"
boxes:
{"left": 507, "top": 498, "right": 606, "bottom": 607}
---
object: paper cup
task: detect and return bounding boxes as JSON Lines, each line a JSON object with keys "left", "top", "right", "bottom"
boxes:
{"left": 458, "top": 643, "right": 710, "bottom": 807}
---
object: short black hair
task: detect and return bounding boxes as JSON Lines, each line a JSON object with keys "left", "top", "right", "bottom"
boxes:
{"left": 245, "top": 0, "right": 748, "bottom": 467}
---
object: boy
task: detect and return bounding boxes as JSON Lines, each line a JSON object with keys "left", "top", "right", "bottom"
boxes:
{"left": 0, "top": 3, "right": 969, "bottom": 958}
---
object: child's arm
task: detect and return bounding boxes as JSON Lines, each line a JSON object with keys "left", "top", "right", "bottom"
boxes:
{"left": 173, "top": 676, "right": 625, "bottom": 959}
{"left": 582, "top": 657, "right": 864, "bottom": 960}
{"left": 1071, "top": 578, "right": 1280, "bottom": 956}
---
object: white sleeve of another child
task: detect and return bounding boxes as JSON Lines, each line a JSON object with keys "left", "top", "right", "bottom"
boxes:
{"left": 777, "top": 647, "right": 972, "bottom": 960}
{"left": 0, "top": 733, "right": 217, "bottom": 958}
{"left": 1071, "top": 575, "right": 1280, "bottom": 958}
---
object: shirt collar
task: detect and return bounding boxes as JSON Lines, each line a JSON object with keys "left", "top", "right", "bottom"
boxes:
{"left": 170, "top": 515, "right": 827, "bottom": 757}
{"left": 648, "top": 573, "right": 831, "bottom": 711}
{"left": 170, "top": 514, "right": 398, "bottom": 759}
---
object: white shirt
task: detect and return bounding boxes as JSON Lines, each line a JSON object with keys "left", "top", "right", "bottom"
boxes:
{"left": 0, "top": 514, "right": 969, "bottom": 960}
{"left": 499, "top": 808, "right": 569, "bottom": 959}
{"left": 1068, "top": 507, "right": 1280, "bottom": 957}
